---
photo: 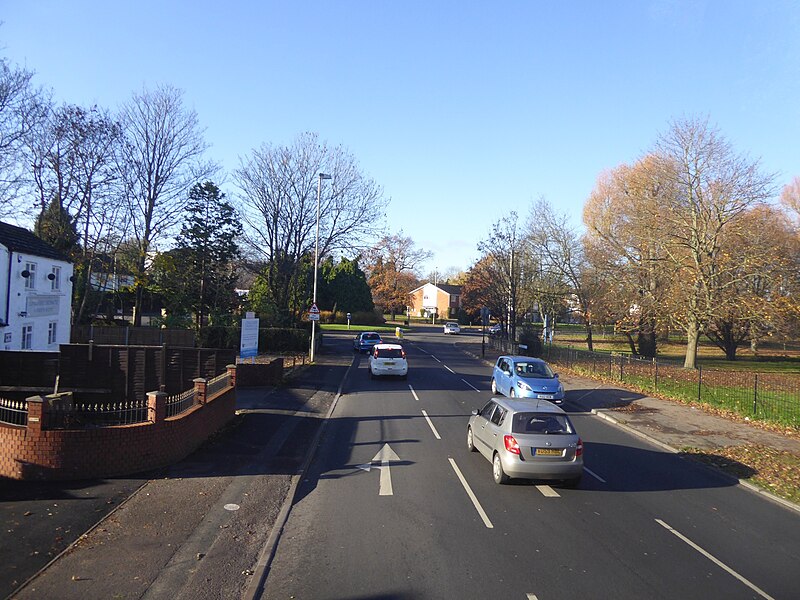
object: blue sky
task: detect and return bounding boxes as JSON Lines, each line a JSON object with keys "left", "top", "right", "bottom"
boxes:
{"left": 3, "top": 1, "right": 799, "bottom": 275}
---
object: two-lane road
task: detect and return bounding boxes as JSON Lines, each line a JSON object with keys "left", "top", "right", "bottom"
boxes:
{"left": 260, "top": 330, "right": 800, "bottom": 599}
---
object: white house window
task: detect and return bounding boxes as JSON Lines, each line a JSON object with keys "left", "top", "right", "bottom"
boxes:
{"left": 50, "top": 266, "right": 61, "bottom": 291}
{"left": 48, "top": 321, "right": 58, "bottom": 345}
{"left": 24, "top": 262, "right": 36, "bottom": 290}
{"left": 22, "top": 324, "right": 33, "bottom": 350}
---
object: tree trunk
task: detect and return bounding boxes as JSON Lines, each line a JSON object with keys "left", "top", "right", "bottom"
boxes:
{"left": 624, "top": 332, "right": 638, "bottom": 355}
{"left": 683, "top": 318, "right": 700, "bottom": 369}
{"left": 584, "top": 321, "right": 594, "bottom": 352}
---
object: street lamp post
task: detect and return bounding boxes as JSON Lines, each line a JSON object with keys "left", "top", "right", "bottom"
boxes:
{"left": 310, "top": 172, "right": 331, "bottom": 363}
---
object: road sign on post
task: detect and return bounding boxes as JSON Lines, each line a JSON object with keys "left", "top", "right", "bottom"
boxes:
{"left": 347, "top": 312, "right": 351, "bottom": 329}
{"left": 308, "top": 303, "right": 320, "bottom": 321}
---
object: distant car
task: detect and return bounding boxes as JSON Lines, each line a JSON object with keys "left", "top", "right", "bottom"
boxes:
{"left": 490, "top": 355, "right": 564, "bottom": 404}
{"left": 369, "top": 343, "right": 408, "bottom": 379}
{"left": 467, "top": 396, "right": 583, "bottom": 486}
{"left": 443, "top": 321, "right": 461, "bottom": 335}
{"left": 353, "top": 331, "right": 383, "bottom": 353}
{"left": 487, "top": 323, "right": 503, "bottom": 336}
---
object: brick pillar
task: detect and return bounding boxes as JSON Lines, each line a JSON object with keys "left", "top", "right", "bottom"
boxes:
{"left": 193, "top": 378, "right": 208, "bottom": 405}
{"left": 147, "top": 391, "right": 166, "bottom": 423}
{"left": 25, "top": 395, "right": 45, "bottom": 435}
{"left": 226, "top": 364, "right": 237, "bottom": 388}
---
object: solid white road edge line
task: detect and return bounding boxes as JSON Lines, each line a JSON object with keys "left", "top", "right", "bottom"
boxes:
{"left": 421, "top": 410, "right": 441, "bottom": 440}
{"left": 461, "top": 378, "right": 481, "bottom": 392}
{"left": 408, "top": 384, "right": 420, "bottom": 402}
{"left": 584, "top": 467, "right": 606, "bottom": 483}
{"left": 655, "top": 519, "right": 776, "bottom": 600}
{"left": 448, "top": 458, "right": 494, "bottom": 528}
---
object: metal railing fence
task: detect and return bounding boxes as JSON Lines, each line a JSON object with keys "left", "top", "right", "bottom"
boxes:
{"left": 44, "top": 398, "right": 150, "bottom": 429}
{"left": 540, "top": 345, "right": 800, "bottom": 427}
{"left": 0, "top": 397, "right": 28, "bottom": 426}
{"left": 165, "top": 389, "right": 196, "bottom": 418}
{"left": 206, "top": 371, "right": 230, "bottom": 399}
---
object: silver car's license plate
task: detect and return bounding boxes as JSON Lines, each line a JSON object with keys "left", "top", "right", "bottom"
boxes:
{"left": 534, "top": 448, "right": 563, "bottom": 457}
{"left": 537, "top": 394, "right": 554, "bottom": 399}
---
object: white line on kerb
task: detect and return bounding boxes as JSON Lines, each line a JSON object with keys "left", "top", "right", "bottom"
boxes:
{"left": 408, "top": 384, "right": 420, "bottom": 402}
{"left": 461, "top": 378, "right": 481, "bottom": 392}
{"left": 421, "top": 410, "right": 441, "bottom": 440}
{"left": 655, "top": 519, "right": 776, "bottom": 600}
{"left": 584, "top": 467, "right": 606, "bottom": 483}
{"left": 444, "top": 364, "right": 455, "bottom": 374}
{"left": 448, "top": 458, "right": 493, "bottom": 528}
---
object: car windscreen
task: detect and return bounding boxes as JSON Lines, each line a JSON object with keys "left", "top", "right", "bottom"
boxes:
{"left": 376, "top": 348, "right": 403, "bottom": 358}
{"left": 514, "top": 361, "right": 554, "bottom": 379}
{"left": 511, "top": 412, "right": 572, "bottom": 435}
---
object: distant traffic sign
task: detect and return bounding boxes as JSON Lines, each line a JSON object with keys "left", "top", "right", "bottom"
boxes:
{"left": 309, "top": 303, "right": 320, "bottom": 321}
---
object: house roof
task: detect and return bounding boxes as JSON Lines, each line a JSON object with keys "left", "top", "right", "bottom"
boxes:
{"left": 408, "top": 282, "right": 462, "bottom": 296}
{"left": 0, "top": 221, "right": 70, "bottom": 262}
{"left": 437, "top": 283, "right": 462, "bottom": 295}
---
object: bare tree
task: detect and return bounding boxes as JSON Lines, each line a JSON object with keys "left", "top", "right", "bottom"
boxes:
{"left": 527, "top": 198, "right": 601, "bottom": 350}
{"left": 0, "top": 57, "right": 47, "bottom": 219}
{"left": 781, "top": 176, "right": 800, "bottom": 223}
{"left": 117, "top": 84, "right": 216, "bottom": 326}
{"left": 654, "top": 117, "right": 775, "bottom": 368}
{"left": 234, "top": 132, "right": 384, "bottom": 322}
{"left": 477, "top": 212, "right": 534, "bottom": 343}
{"left": 25, "top": 103, "right": 126, "bottom": 322}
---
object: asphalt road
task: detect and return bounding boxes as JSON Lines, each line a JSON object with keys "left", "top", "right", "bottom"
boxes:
{"left": 261, "top": 330, "right": 800, "bottom": 600}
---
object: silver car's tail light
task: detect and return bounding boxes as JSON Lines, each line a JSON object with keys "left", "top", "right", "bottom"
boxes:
{"left": 503, "top": 435, "right": 521, "bottom": 455}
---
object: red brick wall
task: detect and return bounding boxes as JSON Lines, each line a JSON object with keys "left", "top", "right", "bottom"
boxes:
{"left": 0, "top": 383, "right": 236, "bottom": 481}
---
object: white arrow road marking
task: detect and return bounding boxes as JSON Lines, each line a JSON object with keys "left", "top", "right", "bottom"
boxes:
{"left": 461, "top": 378, "right": 481, "bottom": 392}
{"left": 408, "top": 384, "right": 420, "bottom": 402}
{"left": 421, "top": 410, "right": 441, "bottom": 439}
{"left": 536, "top": 485, "right": 560, "bottom": 497}
{"left": 448, "top": 458, "right": 493, "bottom": 528}
{"left": 655, "top": 519, "right": 776, "bottom": 600}
{"left": 358, "top": 444, "right": 401, "bottom": 496}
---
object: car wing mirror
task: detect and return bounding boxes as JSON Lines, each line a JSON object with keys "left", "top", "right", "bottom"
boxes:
{"left": 472, "top": 409, "right": 479, "bottom": 416}
{"left": 554, "top": 373, "right": 559, "bottom": 378}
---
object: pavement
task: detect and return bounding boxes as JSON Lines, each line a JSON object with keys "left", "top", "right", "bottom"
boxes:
{"left": 3, "top": 328, "right": 800, "bottom": 599}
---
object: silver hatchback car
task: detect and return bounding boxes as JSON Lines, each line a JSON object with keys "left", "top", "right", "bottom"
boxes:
{"left": 467, "top": 397, "right": 583, "bottom": 487}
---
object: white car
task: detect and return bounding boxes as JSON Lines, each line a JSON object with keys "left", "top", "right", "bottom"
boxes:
{"left": 443, "top": 322, "right": 461, "bottom": 334}
{"left": 369, "top": 343, "right": 408, "bottom": 379}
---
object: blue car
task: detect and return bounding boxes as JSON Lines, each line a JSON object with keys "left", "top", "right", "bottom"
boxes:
{"left": 353, "top": 331, "right": 383, "bottom": 353}
{"left": 490, "top": 355, "right": 564, "bottom": 404}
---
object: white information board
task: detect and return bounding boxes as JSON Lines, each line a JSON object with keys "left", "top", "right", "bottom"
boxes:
{"left": 240, "top": 317, "right": 260, "bottom": 359}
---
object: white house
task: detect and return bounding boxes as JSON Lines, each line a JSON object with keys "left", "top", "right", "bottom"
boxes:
{"left": 0, "top": 221, "right": 74, "bottom": 351}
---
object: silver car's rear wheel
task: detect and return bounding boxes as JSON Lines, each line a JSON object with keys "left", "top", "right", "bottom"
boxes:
{"left": 493, "top": 453, "right": 509, "bottom": 484}
{"left": 467, "top": 427, "right": 477, "bottom": 452}
{"left": 491, "top": 378, "right": 498, "bottom": 395}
